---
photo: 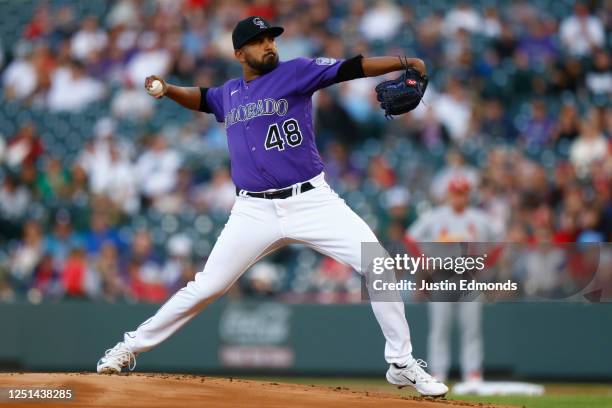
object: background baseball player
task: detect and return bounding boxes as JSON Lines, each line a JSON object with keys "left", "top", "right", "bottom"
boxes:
{"left": 406, "top": 177, "right": 504, "bottom": 384}
{"left": 96, "top": 16, "right": 446, "bottom": 397}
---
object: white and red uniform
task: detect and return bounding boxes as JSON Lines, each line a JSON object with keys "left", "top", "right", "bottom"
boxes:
{"left": 408, "top": 204, "right": 503, "bottom": 381}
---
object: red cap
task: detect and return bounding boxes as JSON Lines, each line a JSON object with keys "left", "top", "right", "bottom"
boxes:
{"left": 447, "top": 176, "right": 471, "bottom": 194}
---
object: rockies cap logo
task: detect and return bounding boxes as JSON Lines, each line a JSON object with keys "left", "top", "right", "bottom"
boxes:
{"left": 253, "top": 17, "right": 267, "bottom": 29}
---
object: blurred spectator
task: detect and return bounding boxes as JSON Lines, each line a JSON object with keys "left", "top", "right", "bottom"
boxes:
{"left": 415, "top": 11, "right": 445, "bottom": 68}
{"left": 322, "top": 142, "right": 362, "bottom": 188}
{"left": 442, "top": 2, "right": 482, "bottom": 36}
{"left": 135, "top": 134, "right": 182, "bottom": 206}
{"left": 509, "top": 52, "right": 537, "bottom": 99}
{"left": 506, "top": 0, "right": 538, "bottom": 26}
{"left": 93, "top": 241, "right": 126, "bottom": 302}
{"left": 78, "top": 121, "right": 104, "bottom": 163}
{"left": 553, "top": 103, "right": 581, "bottom": 145}
{"left": 553, "top": 210, "right": 579, "bottom": 243}
{"left": 315, "top": 89, "right": 361, "bottom": 147}
{"left": 49, "top": 6, "right": 77, "bottom": 46}
{"left": 161, "top": 234, "right": 195, "bottom": 292}
{"left": 368, "top": 155, "right": 396, "bottom": 190}
{"left": 443, "top": 27, "right": 471, "bottom": 65}
{"left": 381, "top": 186, "right": 413, "bottom": 228}
{"left": 549, "top": 161, "right": 577, "bottom": 207}
{"left": 432, "top": 78, "right": 473, "bottom": 142}
{"left": 44, "top": 210, "right": 83, "bottom": 270}
{"left": 181, "top": 9, "right": 209, "bottom": 57}
{"left": 154, "top": 166, "right": 194, "bottom": 214}
{"left": 477, "top": 98, "right": 516, "bottom": 141}
{"left": 550, "top": 57, "right": 584, "bottom": 94}
{"left": 193, "top": 167, "right": 235, "bottom": 213}
{"left": 71, "top": 15, "right": 108, "bottom": 61}
{"left": 68, "top": 164, "right": 90, "bottom": 205}
{"left": 88, "top": 36, "right": 126, "bottom": 83}
{"left": 276, "top": 18, "right": 314, "bottom": 60}
{"left": 477, "top": 179, "right": 511, "bottom": 236}
{"left": 2, "top": 46, "right": 37, "bottom": 101}
{"left": 5, "top": 123, "right": 44, "bottom": 169}
{"left": 9, "top": 220, "right": 44, "bottom": 293}
{"left": 84, "top": 211, "right": 123, "bottom": 256}
{"left": 383, "top": 219, "right": 410, "bottom": 255}
{"left": 78, "top": 117, "right": 133, "bottom": 193}
{"left": 517, "top": 20, "right": 557, "bottom": 68}
{"left": 519, "top": 100, "right": 555, "bottom": 148}
{"left": 111, "top": 78, "right": 155, "bottom": 121}
{"left": 18, "top": 163, "right": 38, "bottom": 193}
{"left": 559, "top": 3, "right": 605, "bottom": 57}
{"left": 431, "top": 150, "right": 480, "bottom": 203}
{"left": 360, "top": 1, "right": 403, "bottom": 41}
{"left": 61, "top": 247, "right": 99, "bottom": 298}
{"left": 106, "top": 0, "right": 140, "bottom": 28}
{"left": 481, "top": 8, "right": 502, "bottom": 38}
{"left": 338, "top": 77, "right": 380, "bottom": 128}
{"left": 126, "top": 229, "right": 167, "bottom": 303}
{"left": 0, "top": 174, "right": 30, "bottom": 240}
{"left": 242, "top": 261, "right": 284, "bottom": 298}
{"left": 23, "top": 5, "right": 52, "bottom": 40}
{"left": 492, "top": 22, "right": 517, "bottom": 60}
{"left": 515, "top": 158, "right": 549, "bottom": 213}
{"left": 47, "top": 59, "right": 105, "bottom": 112}
{"left": 569, "top": 118, "right": 608, "bottom": 177}
{"left": 126, "top": 31, "right": 172, "bottom": 85}
{"left": 31, "top": 43, "right": 58, "bottom": 97}
{"left": 577, "top": 208, "right": 605, "bottom": 243}
{"left": 30, "top": 253, "right": 61, "bottom": 301}
{"left": 93, "top": 143, "right": 139, "bottom": 214}
{"left": 417, "top": 107, "right": 451, "bottom": 150}
{"left": 312, "top": 257, "right": 359, "bottom": 303}
{"left": 126, "top": 256, "right": 165, "bottom": 302}
{"left": 585, "top": 50, "right": 612, "bottom": 97}
{"left": 36, "top": 157, "right": 71, "bottom": 201}
{"left": 523, "top": 228, "right": 566, "bottom": 296}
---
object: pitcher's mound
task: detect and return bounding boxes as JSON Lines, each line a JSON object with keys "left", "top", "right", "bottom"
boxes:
{"left": 0, "top": 373, "right": 510, "bottom": 408}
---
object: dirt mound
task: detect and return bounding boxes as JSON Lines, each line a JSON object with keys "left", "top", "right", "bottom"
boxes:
{"left": 0, "top": 373, "right": 511, "bottom": 408}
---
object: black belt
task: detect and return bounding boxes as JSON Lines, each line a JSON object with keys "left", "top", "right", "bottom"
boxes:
{"left": 236, "top": 182, "right": 315, "bottom": 199}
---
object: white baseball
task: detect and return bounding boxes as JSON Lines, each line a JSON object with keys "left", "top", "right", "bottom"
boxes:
{"left": 148, "top": 79, "right": 164, "bottom": 97}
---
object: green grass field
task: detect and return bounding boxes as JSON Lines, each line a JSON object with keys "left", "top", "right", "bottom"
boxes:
{"left": 239, "top": 377, "right": 612, "bottom": 408}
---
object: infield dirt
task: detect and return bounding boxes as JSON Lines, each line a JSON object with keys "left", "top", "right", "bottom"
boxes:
{"left": 0, "top": 373, "right": 514, "bottom": 407}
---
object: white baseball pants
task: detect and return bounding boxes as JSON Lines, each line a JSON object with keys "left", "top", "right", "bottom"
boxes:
{"left": 427, "top": 301, "right": 483, "bottom": 381}
{"left": 123, "top": 173, "right": 415, "bottom": 366}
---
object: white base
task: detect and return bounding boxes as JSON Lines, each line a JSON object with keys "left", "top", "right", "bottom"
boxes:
{"left": 452, "top": 381, "right": 545, "bottom": 396}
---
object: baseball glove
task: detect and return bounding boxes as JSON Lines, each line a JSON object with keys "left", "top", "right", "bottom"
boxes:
{"left": 375, "top": 64, "right": 428, "bottom": 118}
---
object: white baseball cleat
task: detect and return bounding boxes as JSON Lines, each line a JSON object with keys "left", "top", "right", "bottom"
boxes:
{"left": 386, "top": 359, "right": 449, "bottom": 397}
{"left": 96, "top": 342, "right": 137, "bottom": 374}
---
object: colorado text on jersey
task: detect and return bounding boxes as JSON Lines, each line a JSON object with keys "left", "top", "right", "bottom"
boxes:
{"left": 224, "top": 98, "right": 289, "bottom": 128}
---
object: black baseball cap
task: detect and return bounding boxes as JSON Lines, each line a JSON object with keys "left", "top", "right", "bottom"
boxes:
{"left": 232, "top": 16, "right": 284, "bottom": 50}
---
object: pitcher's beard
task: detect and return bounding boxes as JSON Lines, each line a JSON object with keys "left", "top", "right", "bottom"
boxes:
{"left": 246, "top": 53, "right": 279, "bottom": 75}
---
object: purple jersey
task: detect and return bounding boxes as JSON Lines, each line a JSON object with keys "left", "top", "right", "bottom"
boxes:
{"left": 202, "top": 57, "right": 343, "bottom": 191}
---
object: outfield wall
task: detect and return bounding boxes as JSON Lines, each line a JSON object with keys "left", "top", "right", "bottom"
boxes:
{"left": 0, "top": 302, "right": 610, "bottom": 379}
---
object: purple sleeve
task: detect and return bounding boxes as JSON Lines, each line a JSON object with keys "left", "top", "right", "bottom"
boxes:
{"left": 201, "top": 86, "right": 224, "bottom": 123}
{"left": 293, "top": 57, "right": 344, "bottom": 95}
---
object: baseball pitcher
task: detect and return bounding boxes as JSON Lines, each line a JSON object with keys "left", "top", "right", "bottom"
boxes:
{"left": 96, "top": 16, "right": 445, "bottom": 396}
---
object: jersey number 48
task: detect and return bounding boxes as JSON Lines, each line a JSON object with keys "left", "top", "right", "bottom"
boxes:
{"left": 264, "top": 118, "right": 303, "bottom": 151}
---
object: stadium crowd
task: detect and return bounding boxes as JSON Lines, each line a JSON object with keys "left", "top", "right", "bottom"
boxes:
{"left": 0, "top": 0, "right": 610, "bottom": 303}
